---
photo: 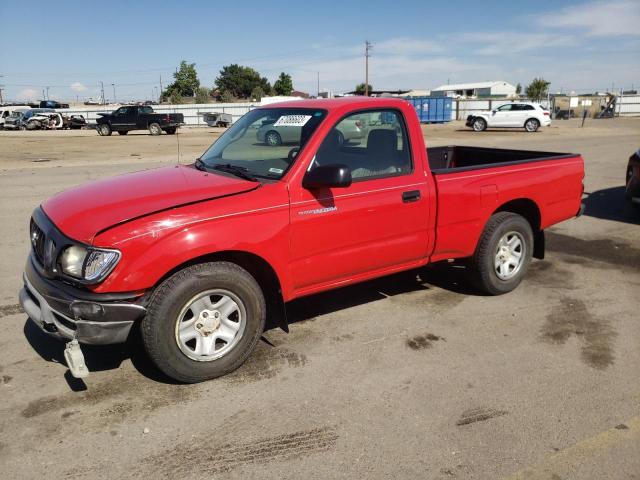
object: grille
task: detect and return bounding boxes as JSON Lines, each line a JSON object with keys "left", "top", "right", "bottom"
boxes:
{"left": 30, "top": 218, "right": 46, "bottom": 265}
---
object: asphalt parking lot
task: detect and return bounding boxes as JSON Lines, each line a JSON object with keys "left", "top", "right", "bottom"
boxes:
{"left": 0, "top": 118, "right": 639, "bottom": 479}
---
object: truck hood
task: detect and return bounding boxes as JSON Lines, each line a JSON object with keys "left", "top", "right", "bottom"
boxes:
{"left": 42, "top": 165, "right": 260, "bottom": 244}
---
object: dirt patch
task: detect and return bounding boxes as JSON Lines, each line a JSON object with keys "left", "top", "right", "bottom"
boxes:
{"left": 225, "top": 345, "right": 308, "bottom": 384}
{"left": 546, "top": 232, "right": 640, "bottom": 270}
{"left": 540, "top": 297, "right": 616, "bottom": 369}
{"left": 526, "top": 260, "right": 576, "bottom": 290}
{"left": 406, "top": 333, "right": 444, "bottom": 350}
{"left": 456, "top": 407, "right": 508, "bottom": 426}
{"left": 142, "top": 426, "right": 338, "bottom": 477}
{"left": 0, "top": 303, "right": 23, "bottom": 318}
{"left": 20, "top": 372, "right": 194, "bottom": 420}
{"left": 2, "top": 375, "right": 13, "bottom": 385}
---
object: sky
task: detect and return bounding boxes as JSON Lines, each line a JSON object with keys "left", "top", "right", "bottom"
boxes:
{"left": 0, "top": 0, "right": 639, "bottom": 102}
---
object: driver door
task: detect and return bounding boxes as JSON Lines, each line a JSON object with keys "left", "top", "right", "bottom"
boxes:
{"left": 288, "top": 109, "right": 430, "bottom": 294}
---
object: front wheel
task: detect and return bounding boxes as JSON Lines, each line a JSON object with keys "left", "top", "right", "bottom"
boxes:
{"left": 472, "top": 118, "right": 487, "bottom": 132}
{"left": 97, "top": 124, "right": 112, "bottom": 136}
{"left": 525, "top": 118, "right": 539, "bottom": 132}
{"left": 470, "top": 212, "right": 533, "bottom": 295}
{"left": 141, "top": 262, "right": 266, "bottom": 383}
{"left": 148, "top": 123, "right": 162, "bottom": 135}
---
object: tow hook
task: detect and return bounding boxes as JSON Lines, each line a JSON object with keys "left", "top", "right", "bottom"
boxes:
{"left": 64, "top": 339, "right": 89, "bottom": 378}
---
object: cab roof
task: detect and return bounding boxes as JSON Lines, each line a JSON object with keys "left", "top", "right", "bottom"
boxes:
{"left": 261, "top": 97, "right": 409, "bottom": 110}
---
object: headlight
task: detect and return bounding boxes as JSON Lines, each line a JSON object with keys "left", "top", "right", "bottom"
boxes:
{"left": 59, "top": 245, "right": 120, "bottom": 283}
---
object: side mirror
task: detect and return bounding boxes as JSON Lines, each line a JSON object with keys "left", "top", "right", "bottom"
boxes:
{"left": 492, "top": 110, "right": 496, "bottom": 114}
{"left": 303, "top": 164, "right": 352, "bottom": 189}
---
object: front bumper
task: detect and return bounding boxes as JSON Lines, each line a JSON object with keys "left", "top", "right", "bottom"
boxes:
{"left": 20, "top": 255, "right": 146, "bottom": 345}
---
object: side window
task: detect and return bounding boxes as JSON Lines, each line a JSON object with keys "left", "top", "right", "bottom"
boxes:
{"left": 523, "top": 105, "right": 535, "bottom": 110}
{"left": 314, "top": 110, "right": 412, "bottom": 181}
{"left": 497, "top": 104, "right": 512, "bottom": 111}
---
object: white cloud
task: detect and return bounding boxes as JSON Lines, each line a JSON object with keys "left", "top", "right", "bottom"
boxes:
{"left": 70, "top": 82, "right": 87, "bottom": 92}
{"left": 456, "top": 32, "right": 577, "bottom": 55}
{"left": 536, "top": 0, "right": 640, "bottom": 36}
{"left": 18, "top": 88, "right": 38, "bottom": 101}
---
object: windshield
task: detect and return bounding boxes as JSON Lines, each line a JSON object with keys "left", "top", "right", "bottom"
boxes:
{"left": 199, "top": 107, "right": 327, "bottom": 180}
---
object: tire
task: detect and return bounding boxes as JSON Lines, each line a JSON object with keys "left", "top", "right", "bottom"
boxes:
{"left": 141, "top": 262, "right": 266, "bottom": 383}
{"left": 470, "top": 212, "right": 533, "bottom": 295}
{"left": 265, "top": 130, "right": 281, "bottom": 146}
{"left": 97, "top": 123, "right": 112, "bottom": 136}
{"left": 525, "top": 118, "right": 539, "bottom": 132}
{"left": 165, "top": 127, "right": 176, "bottom": 135}
{"left": 149, "top": 123, "right": 162, "bottom": 136}
{"left": 472, "top": 117, "right": 487, "bottom": 132}
{"left": 118, "top": 130, "right": 128, "bottom": 135}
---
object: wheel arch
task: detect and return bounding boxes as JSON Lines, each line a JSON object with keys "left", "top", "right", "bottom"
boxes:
{"left": 151, "top": 249, "right": 288, "bottom": 333}
{"left": 493, "top": 198, "right": 544, "bottom": 259}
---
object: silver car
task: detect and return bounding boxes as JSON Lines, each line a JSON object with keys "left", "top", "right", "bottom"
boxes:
{"left": 257, "top": 115, "right": 369, "bottom": 146}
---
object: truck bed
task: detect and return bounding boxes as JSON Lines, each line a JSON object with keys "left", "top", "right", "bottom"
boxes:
{"left": 427, "top": 146, "right": 575, "bottom": 174}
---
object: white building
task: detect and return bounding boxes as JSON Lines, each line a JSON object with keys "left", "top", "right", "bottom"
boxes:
{"left": 431, "top": 81, "right": 516, "bottom": 98}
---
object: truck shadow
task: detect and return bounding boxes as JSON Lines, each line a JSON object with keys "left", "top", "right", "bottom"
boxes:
{"left": 284, "top": 261, "right": 478, "bottom": 326}
{"left": 22, "top": 320, "right": 180, "bottom": 388}
{"left": 582, "top": 187, "right": 640, "bottom": 225}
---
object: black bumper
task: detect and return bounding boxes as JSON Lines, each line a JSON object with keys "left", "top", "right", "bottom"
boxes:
{"left": 20, "top": 255, "right": 146, "bottom": 345}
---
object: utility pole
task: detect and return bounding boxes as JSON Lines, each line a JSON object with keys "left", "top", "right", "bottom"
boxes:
{"left": 159, "top": 74, "right": 163, "bottom": 103}
{"left": 365, "top": 41, "right": 373, "bottom": 96}
{"left": 0, "top": 74, "right": 4, "bottom": 104}
{"left": 42, "top": 89, "right": 45, "bottom": 100}
{"left": 317, "top": 71, "right": 320, "bottom": 98}
{"left": 46, "top": 86, "right": 49, "bottom": 100}
{"left": 100, "top": 81, "right": 105, "bottom": 104}
{"left": 111, "top": 83, "right": 116, "bottom": 104}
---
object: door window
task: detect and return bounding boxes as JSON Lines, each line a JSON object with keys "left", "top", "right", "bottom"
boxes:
{"left": 497, "top": 104, "right": 513, "bottom": 111}
{"left": 312, "top": 110, "right": 412, "bottom": 181}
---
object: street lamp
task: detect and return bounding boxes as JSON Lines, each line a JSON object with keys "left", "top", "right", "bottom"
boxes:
{"left": 111, "top": 83, "right": 116, "bottom": 104}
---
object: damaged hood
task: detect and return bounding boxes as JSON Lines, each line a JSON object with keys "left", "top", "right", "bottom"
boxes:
{"left": 42, "top": 165, "right": 259, "bottom": 244}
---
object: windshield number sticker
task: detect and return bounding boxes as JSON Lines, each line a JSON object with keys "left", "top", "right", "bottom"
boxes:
{"left": 273, "top": 115, "right": 312, "bottom": 127}
{"left": 269, "top": 168, "right": 284, "bottom": 174}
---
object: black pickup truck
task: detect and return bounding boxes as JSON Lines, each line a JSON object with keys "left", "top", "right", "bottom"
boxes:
{"left": 96, "top": 105, "right": 184, "bottom": 136}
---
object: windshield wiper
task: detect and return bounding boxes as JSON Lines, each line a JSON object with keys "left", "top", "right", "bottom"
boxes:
{"left": 194, "top": 157, "right": 207, "bottom": 171}
{"left": 211, "top": 163, "right": 258, "bottom": 182}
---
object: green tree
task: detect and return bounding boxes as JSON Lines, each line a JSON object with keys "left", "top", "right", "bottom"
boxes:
{"left": 355, "top": 83, "right": 373, "bottom": 96}
{"left": 273, "top": 72, "right": 294, "bottom": 96}
{"left": 525, "top": 78, "right": 551, "bottom": 101}
{"left": 195, "top": 87, "right": 211, "bottom": 104}
{"left": 215, "top": 64, "right": 272, "bottom": 99}
{"left": 164, "top": 61, "right": 200, "bottom": 99}
{"left": 220, "top": 91, "right": 234, "bottom": 103}
{"left": 516, "top": 83, "right": 522, "bottom": 95}
{"left": 251, "top": 86, "right": 265, "bottom": 101}
{"left": 169, "top": 90, "right": 183, "bottom": 104}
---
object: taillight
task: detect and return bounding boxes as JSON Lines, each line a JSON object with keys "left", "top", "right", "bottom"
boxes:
{"left": 543, "top": 112, "right": 550, "bottom": 116}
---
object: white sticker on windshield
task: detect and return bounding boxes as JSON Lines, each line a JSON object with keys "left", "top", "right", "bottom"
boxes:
{"left": 273, "top": 115, "right": 312, "bottom": 127}
{"left": 269, "top": 167, "right": 284, "bottom": 174}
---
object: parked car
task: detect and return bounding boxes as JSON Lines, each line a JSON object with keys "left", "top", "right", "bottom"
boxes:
{"left": 95, "top": 105, "right": 184, "bottom": 136}
{"left": 626, "top": 149, "right": 640, "bottom": 207}
{"left": 39, "top": 100, "right": 70, "bottom": 109}
{"left": 0, "top": 105, "right": 31, "bottom": 129}
{"left": 63, "top": 114, "right": 87, "bottom": 130}
{"left": 466, "top": 102, "right": 551, "bottom": 132}
{"left": 257, "top": 114, "right": 369, "bottom": 146}
{"left": 3, "top": 108, "right": 54, "bottom": 130}
{"left": 19, "top": 97, "right": 584, "bottom": 382}
{"left": 202, "top": 112, "right": 232, "bottom": 127}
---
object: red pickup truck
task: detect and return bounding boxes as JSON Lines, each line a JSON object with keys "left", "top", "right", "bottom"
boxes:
{"left": 20, "top": 98, "right": 584, "bottom": 382}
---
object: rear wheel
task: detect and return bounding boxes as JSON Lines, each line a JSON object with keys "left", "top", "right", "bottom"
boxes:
{"left": 472, "top": 118, "right": 487, "bottom": 132}
{"left": 118, "top": 130, "right": 128, "bottom": 135}
{"left": 148, "top": 123, "right": 162, "bottom": 135}
{"left": 525, "top": 118, "right": 539, "bottom": 132}
{"left": 470, "top": 212, "right": 533, "bottom": 295}
{"left": 141, "top": 262, "right": 266, "bottom": 383}
{"left": 265, "top": 130, "right": 281, "bottom": 146}
{"left": 97, "top": 124, "right": 112, "bottom": 136}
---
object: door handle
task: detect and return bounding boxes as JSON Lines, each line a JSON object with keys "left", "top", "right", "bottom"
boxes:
{"left": 402, "top": 190, "right": 420, "bottom": 203}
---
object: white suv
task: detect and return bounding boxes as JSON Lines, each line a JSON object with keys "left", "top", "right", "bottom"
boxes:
{"left": 466, "top": 102, "right": 551, "bottom": 132}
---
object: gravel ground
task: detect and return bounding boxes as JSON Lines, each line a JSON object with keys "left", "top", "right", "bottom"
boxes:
{"left": 0, "top": 118, "right": 638, "bottom": 479}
